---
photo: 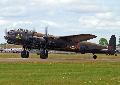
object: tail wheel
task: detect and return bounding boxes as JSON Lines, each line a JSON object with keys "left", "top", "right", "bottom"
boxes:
{"left": 93, "top": 55, "right": 97, "bottom": 59}
{"left": 21, "top": 50, "right": 29, "bottom": 58}
{"left": 115, "top": 54, "right": 117, "bottom": 56}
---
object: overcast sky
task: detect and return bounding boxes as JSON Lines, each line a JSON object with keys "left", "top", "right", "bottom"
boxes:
{"left": 0, "top": 0, "right": 120, "bottom": 43}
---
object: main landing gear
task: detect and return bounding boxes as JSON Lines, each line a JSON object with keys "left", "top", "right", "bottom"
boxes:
{"left": 21, "top": 50, "right": 29, "bottom": 58}
{"left": 40, "top": 49, "right": 48, "bottom": 59}
{"left": 21, "top": 46, "right": 29, "bottom": 58}
{"left": 20, "top": 48, "right": 48, "bottom": 59}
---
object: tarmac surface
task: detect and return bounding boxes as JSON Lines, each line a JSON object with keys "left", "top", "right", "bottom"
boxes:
{"left": 0, "top": 57, "right": 120, "bottom": 63}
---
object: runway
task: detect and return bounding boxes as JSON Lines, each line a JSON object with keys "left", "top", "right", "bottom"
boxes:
{"left": 0, "top": 57, "right": 120, "bottom": 63}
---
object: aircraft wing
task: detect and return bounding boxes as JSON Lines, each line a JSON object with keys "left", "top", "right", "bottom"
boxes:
{"left": 59, "top": 34, "right": 97, "bottom": 43}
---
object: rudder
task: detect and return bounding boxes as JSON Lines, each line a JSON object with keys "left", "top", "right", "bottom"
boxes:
{"left": 108, "top": 35, "right": 116, "bottom": 55}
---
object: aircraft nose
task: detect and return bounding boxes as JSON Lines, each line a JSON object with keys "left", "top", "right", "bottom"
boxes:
{"left": 4, "top": 35, "right": 15, "bottom": 44}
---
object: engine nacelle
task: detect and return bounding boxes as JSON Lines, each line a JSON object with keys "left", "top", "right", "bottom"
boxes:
{"left": 33, "top": 36, "right": 45, "bottom": 42}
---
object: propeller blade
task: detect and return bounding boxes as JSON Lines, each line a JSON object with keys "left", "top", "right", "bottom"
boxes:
{"left": 45, "top": 26, "right": 48, "bottom": 37}
{"left": 5, "top": 28, "right": 7, "bottom": 35}
{"left": 44, "top": 26, "right": 48, "bottom": 49}
{"left": 33, "top": 28, "right": 36, "bottom": 32}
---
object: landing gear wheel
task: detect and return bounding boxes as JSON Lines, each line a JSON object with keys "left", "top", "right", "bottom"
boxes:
{"left": 115, "top": 54, "right": 117, "bottom": 56}
{"left": 40, "top": 50, "right": 48, "bottom": 59}
{"left": 21, "top": 50, "right": 29, "bottom": 58}
{"left": 93, "top": 55, "right": 97, "bottom": 59}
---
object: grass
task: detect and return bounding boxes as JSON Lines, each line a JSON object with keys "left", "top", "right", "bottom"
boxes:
{"left": 0, "top": 63, "right": 120, "bottom": 85}
{"left": 0, "top": 53, "right": 119, "bottom": 59}
{"left": 0, "top": 53, "right": 120, "bottom": 85}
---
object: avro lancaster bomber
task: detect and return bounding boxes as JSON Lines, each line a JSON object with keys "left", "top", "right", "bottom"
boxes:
{"left": 4, "top": 28, "right": 117, "bottom": 59}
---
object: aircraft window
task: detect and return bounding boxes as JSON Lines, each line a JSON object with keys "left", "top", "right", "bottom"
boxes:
{"left": 20, "top": 29, "right": 23, "bottom": 31}
{"left": 25, "top": 29, "right": 28, "bottom": 33}
{"left": 17, "top": 29, "right": 24, "bottom": 32}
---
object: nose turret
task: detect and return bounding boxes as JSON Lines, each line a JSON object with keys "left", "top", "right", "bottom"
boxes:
{"left": 4, "top": 29, "right": 34, "bottom": 45}
{"left": 4, "top": 30, "right": 16, "bottom": 44}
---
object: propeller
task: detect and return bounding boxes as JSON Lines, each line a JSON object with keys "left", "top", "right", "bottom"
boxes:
{"left": 5, "top": 28, "right": 8, "bottom": 35}
{"left": 44, "top": 27, "right": 48, "bottom": 49}
{"left": 32, "top": 28, "right": 36, "bottom": 33}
